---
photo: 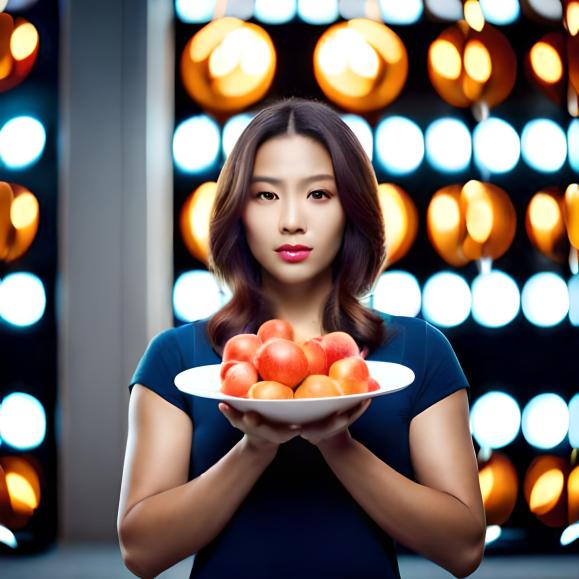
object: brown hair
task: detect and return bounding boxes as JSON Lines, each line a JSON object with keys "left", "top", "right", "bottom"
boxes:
{"left": 207, "top": 96, "right": 390, "bottom": 357}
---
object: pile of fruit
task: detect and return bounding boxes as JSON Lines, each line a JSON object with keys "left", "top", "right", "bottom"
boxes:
{"left": 220, "top": 319, "right": 379, "bottom": 399}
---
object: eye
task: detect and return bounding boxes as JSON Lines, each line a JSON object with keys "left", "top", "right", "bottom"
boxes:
{"left": 308, "top": 190, "right": 331, "bottom": 200}
{"left": 255, "top": 191, "right": 277, "bottom": 200}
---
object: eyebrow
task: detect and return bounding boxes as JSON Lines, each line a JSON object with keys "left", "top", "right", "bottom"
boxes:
{"left": 250, "top": 174, "right": 335, "bottom": 185}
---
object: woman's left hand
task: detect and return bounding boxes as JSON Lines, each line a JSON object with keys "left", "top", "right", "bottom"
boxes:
{"left": 299, "top": 398, "right": 372, "bottom": 448}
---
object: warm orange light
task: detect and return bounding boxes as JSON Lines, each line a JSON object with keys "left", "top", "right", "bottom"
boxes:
{"left": 530, "top": 42, "right": 563, "bottom": 84}
{"left": 464, "top": 0, "right": 485, "bottom": 32}
{"left": 6, "top": 473, "right": 39, "bottom": 514}
{"left": 1, "top": 457, "right": 41, "bottom": 523}
{"left": 427, "top": 182, "right": 516, "bottom": 267}
{"left": 530, "top": 469, "right": 565, "bottom": 515}
{"left": 568, "top": 465, "right": 579, "bottom": 523}
{"left": 430, "top": 39, "right": 462, "bottom": 80}
{"left": 10, "top": 191, "right": 38, "bottom": 229}
{"left": 478, "top": 452, "right": 518, "bottom": 525}
{"left": 526, "top": 187, "right": 578, "bottom": 265}
{"left": 181, "top": 17, "right": 276, "bottom": 116}
{"left": 180, "top": 182, "right": 218, "bottom": 264}
{"left": 376, "top": 184, "right": 418, "bottom": 268}
{"left": 464, "top": 40, "right": 492, "bottom": 83}
{"left": 313, "top": 19, "right": 408, "bottom": 113}
{"left": 10, "top": 21, "right": 38, "bottom": 61}
{"left": 0, "top": 182, "right": 40, "bottom": 262}
{"left": 0, "top": 14, "right": 39, "bottom": 92}
{"left": 428, "top": 22, "right": 516, "bottom": 109}
{"left": 566, "top": 2, "right": 579, "bottom": 36}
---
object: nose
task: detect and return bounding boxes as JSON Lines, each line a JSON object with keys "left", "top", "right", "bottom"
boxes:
{"left": 279, "top": 195, "right": 306, "bottom": 234}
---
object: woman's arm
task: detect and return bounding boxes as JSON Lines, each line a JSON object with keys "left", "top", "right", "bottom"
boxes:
{"left": 316, "top": 389, "right": 486, "bottom": 578}
{"left": 118, "top": 385, "right": 278, "bottom": 578}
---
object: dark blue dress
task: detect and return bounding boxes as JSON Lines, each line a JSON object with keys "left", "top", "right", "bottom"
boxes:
{"left": 129, "top": 310, "right": 470, "bottom": 579}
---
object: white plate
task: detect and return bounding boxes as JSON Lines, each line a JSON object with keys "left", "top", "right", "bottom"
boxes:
{"left": 174, "top": 360, "right": 415, "bottom": 424}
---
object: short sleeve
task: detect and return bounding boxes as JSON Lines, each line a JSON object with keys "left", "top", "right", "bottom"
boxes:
{"left": 129, "top": 328, "right": 189, "bottom": 415}
{"left": 410, "top": 321, "right": 470, "bottom": 418}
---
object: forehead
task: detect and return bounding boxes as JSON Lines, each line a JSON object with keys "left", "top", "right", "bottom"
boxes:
{"left": 252, "top": 134, "right": 334, "bottom": 178}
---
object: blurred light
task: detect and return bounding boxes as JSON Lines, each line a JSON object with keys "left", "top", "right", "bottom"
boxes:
{"left": 422, "top": 271, "right": 471, "bottom": 327}
{"left": 222, "top": 114, "right": 253, "bottom": 158}
{"left": 373, "top": 270, "right": 421, "bottom": 317}
{"left": 424, "top": 0, "right": 462, "bottom": 20}
{"left": 180, "top": 182, "right": 217, "bottom": 264}
{"left": 297, "top": 0, "right": 338, "bottom": 24}
{"left": 10, "top": 21, "right": 38, "bottom": 60}
{"left": 569, "top": 393, "right": 579, "bottom": 447}
{"left": 464, "top": 40, "right": 491, "bottom": 82}
{"left": 471, "top": 270, "right": 520, "bottom": 327}
{"left": 470, "top": 391, "right": 521, "bottom": 449}
{"left": 464, "top": 0, "right": 485, "bottom": 31}
{"left": 430, "top": 39, "right": 462, "bottom": 80}
{"left": 173, "top": 270, "right": 231, "bottom": 322}
{"left": 0, "top": 392, "right": 46, "bottom": 450}
{"left": 375, "top": 116, "right": 424, "bottom": 175}
{"left": 175, "top": 0, "right": 215, "bottom": 22}
{"left": 425, "top": 118, "right": 471, "bottom": 172}
{"left": 527, "top": 0, "right": 562, "bottom": 20}
{"left": 378, "top": 0, "right": 423, "bottom": 24}
{"left": 5, "top": 0, "right": 40, "bottom": 8}
{"left": 473, "top": 117, "right": 520, "bottom": 174}
{"left": 254, "top": 0, "right": 296, "bottom": 23}
{"left": 485, "top": 525, "right": 502, "bottom": 544}
{"left": 173, "top": 116, "right": 220, "bottom": 174}
{"left": 529, "top": 468, "right": 565, "bottom": 514}
{"left": 561, "top": 522, "right": 579, "bottom": 546}
{"left": 6, "top": 472, "right": 38, "bottom": 512}
{"left": 521, "top": 119, "right": 567, "bottom": 173}
{"left": 522, "top": 393, "right": 569, "bottom": 449}
{"left": 567, "top": 2, "right": 579, "bottom": 36}
{"left": 341, "top": 114, "right": 373, "bottom": 161}
{"left": 0, "top": 272, "right": 46, "bottom": 327}
{"left": 570, "top": 275, "right": 579, "bottom": 325}
{"left": 530, "top": 42, "right": 563, "bottom": 84}
{"left": 479, "top": 0, "right": 519, "bottom": 24}
{"left": 0, "top": 524, "right": 17, "bottom": 549}
{"left": 568, "top": 120, "right": 579, "bottom": 172}
{"left": 0, "top": 116, "right": 46, "bottom": 169}
{"left": 522, "top": 272, "right": 569, "bottom": 327}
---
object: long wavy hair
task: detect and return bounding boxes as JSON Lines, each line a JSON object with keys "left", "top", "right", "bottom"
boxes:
{"left": 206, "top": 97, "right": 390, "bottom": 357}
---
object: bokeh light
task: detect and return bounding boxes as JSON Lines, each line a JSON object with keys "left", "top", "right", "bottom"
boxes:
{"left": 425, "top": 117, "right": 472, "bottom": 173}
{"left": 173, "top": 270, "right": 231, "bottom": 322}
{"left": 0, "top": 524, "right": 17, "bottom": 549}
{"left": 254, "top": 0, "right": 297, "bottom": 24}
{"left": 522, "top": 394, "right": 569, "bottom": 449}
{"left": 378, "top": 0, "right": 423, "bottom": 24}
{"left": 341, "top": 114, "right": 373, "bottom": 161}
{"left": 175, "top": 0, "right": 215, "bottom": 23}
{"left": 473, "top": 117, "right": 520, "bottom": 174}
{"left": 471, "top": 391, "right": 521, "bottom": 449}
{"left": 521, "top": 119, "right": 567, "bottom": 173}
{"left": 480, "top": 0, "right": 520, "bottom": 24}
{"left": 0, "top": 14, "right": 39, "bottom": 92}
{"left": 173, "top": 116, "right": 221, "bottom": 174}
{"left": 180, "top": 182, "right": 217, "bottom": 264}
{"left": 297, "top": 0, "right": 339, "bottom": 24}
{"left": 478, "top": 451, "right": 519, "bottom": 525}
{"left": 372, "top": 270, "right": 421, "bottom": 317}
{"left": 471, "top": 270, "right": 520, "bottom": 327}
{"left": 422, "top": 271, "right": 471, "bottom": 327}
{"left": 0, "top": 392, "right": 46, "bottom": 450}
{"left": 222, "top": 113, "right": 253, "bottom": 159}
{"left": 522, "top": 272, "right": 569, "bottom": 327}
{"left": 375, "top": 116, "right": 424, "bottom": 175}
{"left": 569, "top": 119, "right": 579, "bottom": 172}
{"left": 0, "top": 116, "right": 46, "bottom": 169}
{"left": 568, "top": 393, "right": 579, "bottom": 447}
{"left": 0, "top": 272, "right": 46, "bottom": 327}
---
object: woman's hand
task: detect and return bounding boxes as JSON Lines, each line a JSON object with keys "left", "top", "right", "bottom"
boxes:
{"left": 218, "top": 403, "right": 302, "bottom": 454}
{"left": 300, "top": 399, "right": 372, "bottom": 448}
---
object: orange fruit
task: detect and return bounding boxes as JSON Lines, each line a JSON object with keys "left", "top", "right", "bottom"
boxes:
{"left": 294, "top": 375, "right": 344, "bottom": 398}
{"left": 247, "top": 380, "right": 294, "bottom": 400}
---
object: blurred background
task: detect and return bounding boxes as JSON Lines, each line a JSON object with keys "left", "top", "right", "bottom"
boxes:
{"left": 0, "top": 0, "right": 578, "bottom": 577}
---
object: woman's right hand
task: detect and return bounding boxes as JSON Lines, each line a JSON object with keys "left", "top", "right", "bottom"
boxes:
{"left": 218, "top": 402, "right": 302, "bottom": 454}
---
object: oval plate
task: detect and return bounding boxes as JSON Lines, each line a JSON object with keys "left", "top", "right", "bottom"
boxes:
{"left": 175, "top": 360, "right": 415, "bottom": 424}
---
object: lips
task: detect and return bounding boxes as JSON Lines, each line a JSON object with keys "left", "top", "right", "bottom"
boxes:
{"left": 275, "top": 244, "right": 312, "bottom": 252}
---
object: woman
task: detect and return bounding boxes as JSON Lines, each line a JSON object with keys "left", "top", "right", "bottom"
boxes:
{"left": 118, "top": 97, "right": 486, "bottom": 578}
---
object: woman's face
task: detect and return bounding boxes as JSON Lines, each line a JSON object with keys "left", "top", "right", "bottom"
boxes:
{"left": 241, "top": 134, "right": 346, "bottom": 289}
